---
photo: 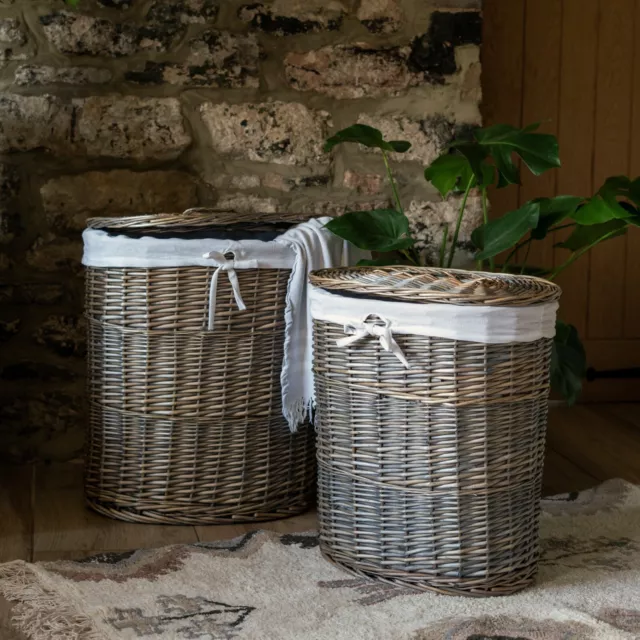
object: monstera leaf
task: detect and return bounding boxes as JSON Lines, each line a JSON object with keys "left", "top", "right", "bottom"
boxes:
{"left": 325, "top": 209, "right": 414, "bottom": 253}
{"left": 424, "top": 123, "right": 560, "bottom": 197}
{"left": 556, "top": 219, "right": 628, "bottom": 252}
{"left": 572, "top": 177, "right": 640, "bottom": 225}
{"left": 473, "top": 201, "right": 541, "bottom": 261}
{"left": 324, "top": 125, "right": 411, "bottom": 153}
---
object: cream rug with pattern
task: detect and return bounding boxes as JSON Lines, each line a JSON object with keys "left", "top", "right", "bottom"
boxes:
{"left": 1, "top": 480, "right": 639, "bottom": 640}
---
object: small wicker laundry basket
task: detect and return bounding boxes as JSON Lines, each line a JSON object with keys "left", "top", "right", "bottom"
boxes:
{"left": 84, "top": 210, "right": 316, "bottom": 525}
{"left": 310, "top": 266, "right": 562, "bottom": 597}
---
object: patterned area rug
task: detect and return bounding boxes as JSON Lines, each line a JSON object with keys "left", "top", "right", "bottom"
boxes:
{"left": 1, "top": 479, "right": 639, "bottom": 640}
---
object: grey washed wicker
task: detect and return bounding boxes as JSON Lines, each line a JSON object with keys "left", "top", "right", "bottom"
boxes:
{"left": 310, "top": 266, "right": 561, "bottom": 597}
{"left": 84, "top": 211, "right": 316, "bottom": 525}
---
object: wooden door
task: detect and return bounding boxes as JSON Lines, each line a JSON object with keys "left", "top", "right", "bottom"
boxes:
{"left": 483, "top": 0, "right": 640, "bottom": 401}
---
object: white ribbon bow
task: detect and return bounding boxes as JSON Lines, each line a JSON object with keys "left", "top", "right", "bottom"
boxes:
{"left": 336, "top": 316, "right": 411, "bottom": 369}
{"left": 203, "top": 251, "right": 257, "bottom": 330}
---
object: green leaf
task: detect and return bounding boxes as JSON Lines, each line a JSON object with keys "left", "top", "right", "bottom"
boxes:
{"left": 531, "top": 196, "right": 583, "bottom": 240}
{"left": 470, "top": 224, "right": 484, "bottom": 251}
{"left": 324, "top": 124, "right": 411, "bottom": 153}
{"left": 492, "top": 144, "right": 521, "bottom": 186}
{"left": 424, "top": 154, "right": 470, "bottom": 197}
{"left": 629, "top": 177, "right": 640, "bottom": 205}
{"left": 556, "top": 219, "right": 628, "bottom": 251}
{"left": 538, "top": 195, "right": 584, "bottom": 215}
{"left": 454, "top": 144, "right": 489, "bottom": 182}
{"left": 551, "top": 321, "right": 587, "bottom": 405}
{"left": 572, "top": 177, "right": 638, "bottom": 225}
{"left": 474, "top": 201, "right": 541, "bottom": 261}
{"left": 473, "top": 123, "right": 561, "bottom": 187}
{"left": 325, "top": 209, "right": 415, "bottom": 253}
{"left": 479, "top": 162, "right": 496, "bottom": 188}
{"left": 388, "top": 140, "right": 411, "bottom": 153}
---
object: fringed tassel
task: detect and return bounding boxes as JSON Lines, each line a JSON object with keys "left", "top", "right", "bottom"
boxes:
{"left": 0, "top": 561, "right": 105, "bottom": 640}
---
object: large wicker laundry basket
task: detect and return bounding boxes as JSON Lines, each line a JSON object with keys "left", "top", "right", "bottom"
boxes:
{"left": 310, "top": 266, "right": 562, "bottom": 597}
{"left": 83, "top": 210, "right": 316, "bottom": 525}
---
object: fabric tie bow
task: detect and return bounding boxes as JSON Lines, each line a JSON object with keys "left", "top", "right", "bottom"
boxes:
{"left": 203, "top": 251, "right": 258, "bottom": 330}
{"left": 336, "top": 316, "right": 411, "bottom": 369}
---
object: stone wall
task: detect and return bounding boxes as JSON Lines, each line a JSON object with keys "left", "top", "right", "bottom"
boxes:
{"left": 0, "top": 0, "right": 482, "bottom": 462}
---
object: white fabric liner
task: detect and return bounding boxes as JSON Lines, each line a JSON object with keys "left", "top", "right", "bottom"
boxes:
{"left": 82, "top": 219, "right": 369, "bottom": 431}
{"left": 310, "top": 287, "right": 559, "bottom": 369}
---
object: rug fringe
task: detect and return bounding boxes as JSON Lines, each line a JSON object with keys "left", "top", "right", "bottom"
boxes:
{"left": 0, "top": 561, "right": 105, "bottom": 640}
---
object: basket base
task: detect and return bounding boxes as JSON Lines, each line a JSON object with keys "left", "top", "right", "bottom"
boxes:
{"left": 320, "top": 546, "right": 537, "bottom": 598}
{"left": 86, "top": 495, "right": 315, "bottom": 526}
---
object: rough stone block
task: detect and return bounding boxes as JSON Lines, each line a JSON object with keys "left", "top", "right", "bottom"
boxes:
{"left": 126, "top": 31, "right": 259, "bottom": 88}
{"left": 20, "top": 283, "right": 66, "bottom": 305}
{"left": 0, "top": 94, "right": 73, "bottom": 154}
{"left": 15, "top": 65, "right": 112, "bottom": 86}
{"left": 238, "top": 0, "right": 346, "bottom": 35}
{"left": 97, "top": 0, "right": 133, "bottom": 7}
{"left": 356, "top": 113, "right": 460, "bottom": 164}
{"left": 0, "top": 164, "right": 19, "bottom": 243}
{"left": 0, "top": 318, "right": 20, "bottom": 342}
{"left": 1, "top": 362, "right": 78, "bottom": 382}
{"left": 406, "top": 194, "right": 481, "bottom": 267}
{"left": 410, "top": 11, "right": 482, "bottom": 81}
{"left": 74, "top": 96, "right": 191, "bottom": 160}
{"left": 215, "top": 194, "right": 281, "bottom": 214}
{"left": 343, "top": 170, "right": 384, "bottom": 195}
{"left": 34, "top": 315, "right": 86, "bottom": 358}
{"left": 298, "top": 198, "right": 390, "bottom": 216}
{"left": 285, "top": 44, "right": 421, "bottom": 99}
{"left": 147, "top": 0, "right": 220, "bottom": 24}
{"left": 0, "top": 391, "right": 84, "bottom": 463}
{"left": 26, "top": 236, "right": 83, "bottom": 273}
{"left": 39, "top": 11, "right": 179, "bottom": 57}
{"left": 263, "top": 172, "right": 330, "bottom": 192}
{"left": 200, "top": 101, "right": 330, "bottom": 166}
{"left": 0, "top": 18, "right": 26, "bottom": 45}
{"left": 356, "top": 0, "right": 402, "bottom": 34}
{"left": 41, "top": 170, "right": 198, "bottom": 231}
{"left": 461, "top": 60, "right": 481, "bottom": 102}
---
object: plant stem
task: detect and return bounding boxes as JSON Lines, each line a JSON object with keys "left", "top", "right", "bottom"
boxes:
{"left": 501, "top": 222, "right": 578, "bottom": 272}
{"left": 439, "top": 224, "right": 449, "bottom": 268}
{"left": 381, "top": 150, "right": 404, "bottom": 214}
{"left": 447, "top": 176, "right": 474, "bottom": 269}
{"left": 380, "top": 149, "right": 422, "bottom": 265}
{"left": 481, "top": 187, "right": 494, "bottom": 272}
{"left": 401, "top": 249, "right": 420, "bottom": 266}
{"left": 548, "top": 229, "right": 621, "bottom": 280}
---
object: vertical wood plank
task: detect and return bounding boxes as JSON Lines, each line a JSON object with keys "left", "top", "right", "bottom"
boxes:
{"left": 588, "top": 0, "right": 634, "bottom": 338}
{"left": 624, "top": 0, "right": 640, "bottom": 337}
{"left": 553, "top": 0, "right": 599, "bottom": 336}
{"left": 480, "top": 0, "right": 526, "bottom": 220}
{"left": 0, "top": 466, "right": 32, "bottom": 562}
{"left": 518, "top": 0, "right": 562, "bottom": 269}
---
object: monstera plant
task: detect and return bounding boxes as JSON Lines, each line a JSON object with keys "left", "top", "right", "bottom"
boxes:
{"left": 324, "top": 122, "right": 640, "bottom": 404}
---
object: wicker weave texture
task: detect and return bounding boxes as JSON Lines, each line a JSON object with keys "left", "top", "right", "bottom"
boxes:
{"left": 84, "top": 216, "right": 316, "bottom": 525}
{"left": 311, "top": 267, "right": 557, "bottom": 597}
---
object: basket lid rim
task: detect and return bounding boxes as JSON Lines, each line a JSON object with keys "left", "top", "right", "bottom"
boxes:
{"left": 86, "top": 209, "right": 311, "bottom": 230}
{"left": 309, "top": 266, "right": 562, "bottom": 307}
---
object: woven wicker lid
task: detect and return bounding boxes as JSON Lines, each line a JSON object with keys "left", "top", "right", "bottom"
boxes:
{"left": 86, "top": 208, "right": 309, "bottom": 232}
{"left": 309, "top": 266, "right": 562, "bottom": 306}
